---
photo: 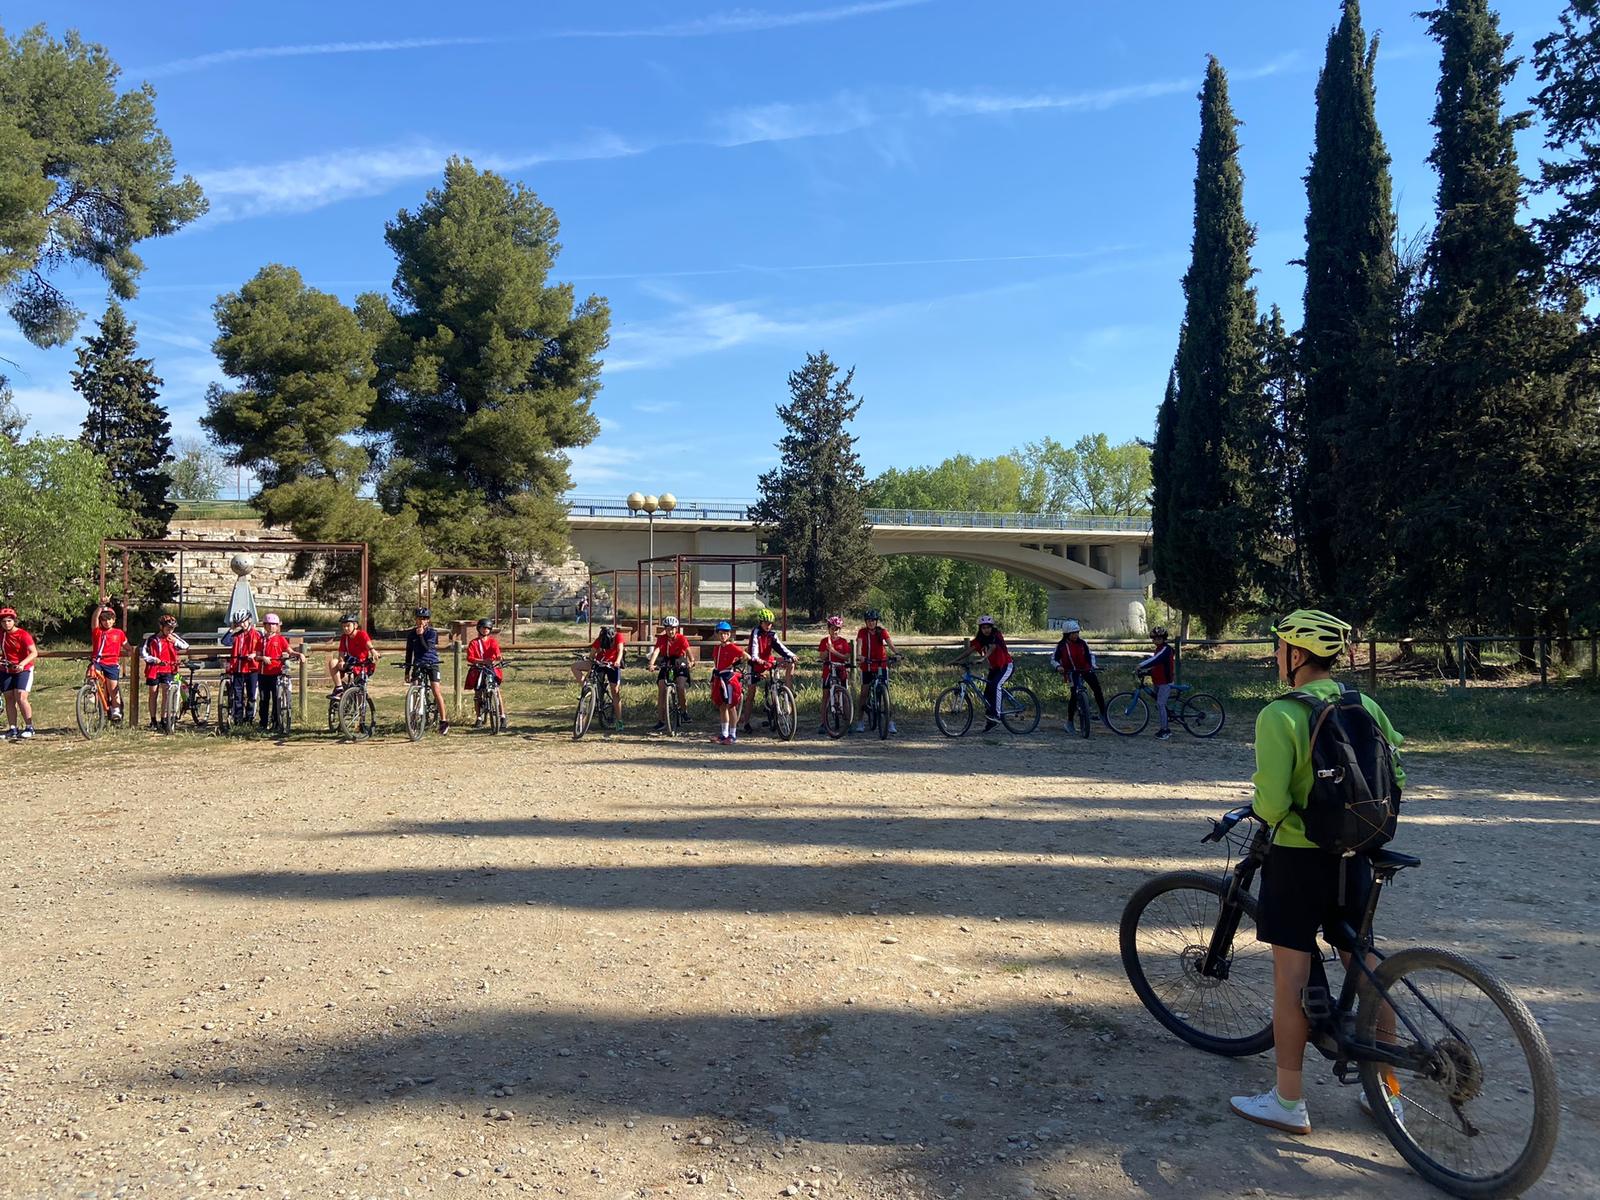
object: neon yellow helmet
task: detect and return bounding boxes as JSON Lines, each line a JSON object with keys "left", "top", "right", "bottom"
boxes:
{"left": 756, "top": 607, "right": 775, "bottom": 623}
{"left": 1272, "top": 609, "right": 1351, "bottom": 658}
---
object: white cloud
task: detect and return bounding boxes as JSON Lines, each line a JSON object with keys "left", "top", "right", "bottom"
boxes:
{"left": 141, "top": 37, "right": 493, "bottom": 79}
{"left": 9, "top": 386, "right": 84, "bottom": 438}
{"left": 564, "top": 0, "right": 930, "bottom": 39}
{"left": 715, "top": 93, "right": 885, "bottom": 146}
{"left": 606, "top": 297, "right": 861, "bottom": 373}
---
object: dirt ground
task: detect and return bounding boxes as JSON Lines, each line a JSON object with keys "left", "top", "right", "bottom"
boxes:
{"left": 2, "top": 723, "right": 1596, "bottom": 1199}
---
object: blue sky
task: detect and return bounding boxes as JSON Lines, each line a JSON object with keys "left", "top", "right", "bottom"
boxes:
{"left": 8, "top": 0, "right": 1570, "bottom": 501}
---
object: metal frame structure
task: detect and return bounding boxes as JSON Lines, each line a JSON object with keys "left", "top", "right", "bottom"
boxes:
{"left": 585, "top": 567, "right": 684, "bottom": 641}
{"left": 636, "top": 552, "right": 788, "bottom": 639}
{"left": 417, "top": 567, "right": 521, "bottom": 646}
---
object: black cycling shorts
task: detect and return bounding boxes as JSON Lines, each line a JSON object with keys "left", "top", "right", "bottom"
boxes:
{"left": 410, "top": 664, "right": 441, "bottom": 684}
{"left": 1255, "top": 846, "right": 1374, "bottom": 954}
{"left": 656, "top": 660, "right": 690, "bottom": 681}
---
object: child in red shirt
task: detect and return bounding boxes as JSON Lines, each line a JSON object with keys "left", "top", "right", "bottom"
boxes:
{"left": 817, "top": 615, "right": 854, "bottom": 735}
{"left": 328, "top": 613, "right": 378, "bottom": 691}
{"left": 954, "top": 615, "right": 1013, "bottom": 731}
{"left": 708, "top": 621, "right": 748, "bottom": 745}
{"left": 0, "top": 607, "right": 38, "bottom": 740}
{"left": 224, "top": 612, "right": 264, "bottom": 725}
{"left": 1050, "top": 619, "right": 1108, "bottom": 725}
{"left": 140, "top": 614, "right": 188, "bottom": 731}
{"left": 646, "top": 616, "right": 694, "bottom": 732}
{"left": 258, "top": 613, "right": 303, "bottom": 729}
{"left": 465, "top": 618, "right": 507, "bottom": 728}
{"left": 853, "top": 610, "right": 898, "bottom": 735}
{"left": 89, "top": 604, "right": 128, "bottom": 722}
{"left": 571, "top": 626, "right": 628, "bottom": 730}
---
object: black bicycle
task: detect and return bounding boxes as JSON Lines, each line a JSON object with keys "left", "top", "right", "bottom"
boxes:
{"left": 472, "top": 660, "right": 507, "bottom": 734}
{"left": 1120, "top": 807, "right": 1557, "bottom": 1198}
{"left": 1063, "top": 669, "right": 1093, "bottom": 739}
{"left": 820, "top": 662, "right": 854, "bottom": 739}
{"left": 573, "top": 661, "right": 618, "bottom": 739}
{"left": 658, "top": 664, "right": 695, "bottom": 737}
{"left": 174, "top": 659, "right": 213, "bottom": 730}
{"left": 744, "top": 662, "right": 797, "bottom": 741}
{"left": 332, "top": 667, "right": 376, "bottom": 741}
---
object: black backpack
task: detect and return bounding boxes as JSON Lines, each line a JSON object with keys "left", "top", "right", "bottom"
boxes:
{"left": 1286, "top": 684, "right": 1400, "bottom": 855}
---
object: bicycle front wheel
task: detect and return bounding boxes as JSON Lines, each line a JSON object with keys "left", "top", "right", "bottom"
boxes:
{"left": 1071, "top": 690, "right": 1092, "bottom": 738}
{"left": 164, "top": 681, "right": 181, "bottom": 735}
{"left": 1179, "top": 692, "right": 1226, "bottom": 739}
{"left": 1357, "top": 946, "right": 1558, "bottom": 1199}
{"left": 1105, "top": 691, "right": 1150, "bottom": 737}
{"left": 404, "top": 686, "right": 428, "bottom": 742}
{"left": 75, "top": 684, "right": 107, "bottom": 740}
{"left": 1120, "top": 871, "right": 1275, "bottom": 1057}
{"left": 824, "top": 683, "right": 851, "bottom": 739}
{"left": 933, "top": 686, "right": 973, "bottom": 738}
{"left": 338, "top": 689, "right": 374, "bottom": 741}
{"left": 275, "top": 680, "right": 293, "bottom": 737}
{"left": 773, "top": 685, "right": 797, "bottom": 741}
{"left": 1001, "top": 685, "right": 1040, "bottom": 734}
{"left": 573, "top": 685, "right": 595, "bottom": 740}
{"left": 875, "top": 682, "right": 891, "bottom": 740}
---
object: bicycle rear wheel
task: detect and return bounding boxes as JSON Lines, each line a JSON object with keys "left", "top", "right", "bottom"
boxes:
{"left": 75, "top": 684, "right": 107, "bottom": 740}
{"left": 487, "top": 687, "right": 503, "bottom": 735}
{"left": 824, "top": 682, "right": 851, "bottom": 739}
{"left": 164, "top": 680, "right": 181, "bottom": 735}
{"left": 338, "top": 689, "right": 374, "bottom": 741}
{"left": 773, "top": 684, "right": 797, "bottom": 741}
{"left": 934, "top": 686, "right": 972, "bottom": 738}
{"left": 274, "top": 679, "right": 293, "bottom": 737}
{"left": 1179, "top": 692, "right": 1226, "bottom": 738}
{"left": 216, "top": 681, "right": 233, "bottom": 735}
{"left": 1105, "top": 691, "right": 1150, "bottom": 737}
{"left": 1357, "top": 946, "right": 1558, "bottom": 1199}
{"left": 1071, "top": 690, "right": 1092, "bottom": 738}
{"left": 572, "top": 685, "right": 595, "bottom": 740}
{"left": 1120, "top": 871, "right": 1274, "bottom": 1057}
{"left": 1001, "top": 685, "right": 1040, "bottom": 734}
{"left": 404, "top": 686, "right": 428, "bottom": 742}
{"left": 874, "top": 681, "right": 890, "bottom": 740}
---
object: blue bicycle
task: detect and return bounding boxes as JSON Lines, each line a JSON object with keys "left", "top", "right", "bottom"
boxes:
{"left": 1104, "top": 673, "right": 1225, "bottom": 738}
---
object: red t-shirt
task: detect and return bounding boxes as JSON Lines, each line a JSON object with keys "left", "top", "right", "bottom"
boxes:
{"left": 855, "top": 626, "right": 891, "bottom": 668}
{"left": 339, "top": 629, "right": 374, "bottom": 669}
{"left": 3, "top": 627, "right": 36, "bottom": 669}
{"left": 230, "top": 627, "right": 264, "bottom": 673}
{"left": 1055, "top": 638, "right": 1095, "bottom": 674}
{"left": 143, "top": 633, "right": 181, "bottom": 681}
{"left": 92, "top": 626, "right": 127, "bottom": 667}
{"left": 711, "top": 642, "right": 745, "bottom": 673}
{"left": 653, "top": 632, "right": 691, "bottom": 660}
{"left": 261, "top": 632, "right": 293, "bottom": 676}
{"left": 591, "top": 633, "right": 627, "bottom": 665}
{"left": 467, "top": 635, "right": 502, "bottom": 665}
{"left": 972, "top": 632, "right": 1012, "bottom": 671}
{"left": 819, "top": 634, "right": 852, "bottom": 679}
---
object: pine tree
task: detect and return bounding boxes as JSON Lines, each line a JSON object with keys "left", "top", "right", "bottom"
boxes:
{"left": 1299, "top": 0, "right": 1399, "bottom": 622}
{"left": 1155, "top": 58, "right": 1265, "bottom": 636}
{"left": 1256, "top": 305, "right": 1310, "bottom": 611}
{"left": 73, "top": 302, "right": 175, "bottom": 541}
{"left": 751, "top": 351, "right": 880, "bottom": 621}
{"left": 1392, "top": 1, "right": 1589, "bottom": 637}
{"left": 1533, "top": 0, "right": 1600, "bottom": 290}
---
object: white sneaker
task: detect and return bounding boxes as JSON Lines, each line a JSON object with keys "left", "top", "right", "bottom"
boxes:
{"left": 852, "top": 722, "right": 865, "bottom": 733}
{"left": 1229, "top": 1088, "right": 1311, "bottom": 1135}
{"left": 1360, "top": 1088, "right": 1405, "bottom": 1127}
{"left": 19, "top": 727, "right": 33, "bottom": 740}
{"left": 887, "top": 722, "right": 897, "bottom": 734}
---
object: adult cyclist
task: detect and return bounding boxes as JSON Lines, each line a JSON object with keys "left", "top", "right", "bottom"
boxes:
{"left": 741, "top": 608, "right": 797, "bottom": 734}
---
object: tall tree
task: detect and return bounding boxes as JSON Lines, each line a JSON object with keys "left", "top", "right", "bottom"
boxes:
{"left": 1299, "top": 0, "right": 1399, "bottom": 621}
{"left": 0, "top": 435, "right": 127, "bottom": 620}
{"left": 0, "top": 379, "right": 24, "bottom": 443}
{"left": 73, "top": 301, "right": 174, "bottom": 540}
{"left": 1533, "top": 0, "right": 1600, "bottom": 291}
{"left": 751, "top": 351, "right": 880, "bottom": 621}
{"left": 165, "top": 436, "right": 228, "bottom": 501}
{"left": 1149, "top": 358, "right": 1179, "bottom": 608}
{"left": 0, "top": 26, "right": 205, "bottom": 348}
{"left": 1255, "top": 305, "right": 1311, "bottom": 611}
{"left": 361, "top": 158, "right": 608, "bottom": 568}
{"left": 1392, "top": 1, "right": 1590, "bottom": 636}
{"left": 1018, "top": 434, "right": 1151, "bottom": 516}
{"left": 1153, "top": 58, "right": 1265, "bottom": 636}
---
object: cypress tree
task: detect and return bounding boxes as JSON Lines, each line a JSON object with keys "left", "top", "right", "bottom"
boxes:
{"left": 1533, "top": 0, "right": 1600, "bottom": 291}
{"left": 1392, "top": 1, "right": 1588, "bottom": 638}
{"left": 1299, "top": 0, "right": 1398, "bottom": 621}
{"left": 1156, "top": 57, "right": 1264, "bottom": 636}
{"left": 751, "top": 351, "right": 880, "bottom": 621}
{"left": 73, "top": 301, "right": 175, "bottom": 540}
{"left": 1149, "top": 356, "right": 1179, "bottom": 602}
{"left": 1256, "top": 305, "right": 1310, "bottom": 611}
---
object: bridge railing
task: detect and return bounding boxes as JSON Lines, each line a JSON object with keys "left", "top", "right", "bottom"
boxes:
{"left": 565, "top": 496, "right": 1152, "bottom": 533}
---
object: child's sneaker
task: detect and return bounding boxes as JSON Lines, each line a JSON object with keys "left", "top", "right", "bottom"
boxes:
{"left": 439, "top": 720, "right": 450, "bottom": 736}
{"left": 614, "top": 721, "right": 624, "bottom": 733}
{"left": 887, "top": 721, "right": 897, "bottom": 734}
{"left": 110, "top": 707, "right": 122, "bottom": 722}
{"left": 5, "top": 726, "right": 16, "bottom": 741}
{"left": 652, "top": 721, "right": 667, "bottom": 733}
{"left": 19, "top": 726, "right": 34, "bottom": 740}
{"left": 1155, "top": 728, "right": 1172, "bottom": 741}
{"left": 1229, "top": 1088, "right": 1311, "bottom": 1135}
{"left": 852, "top": 721, "right": 865, "bottom": 733}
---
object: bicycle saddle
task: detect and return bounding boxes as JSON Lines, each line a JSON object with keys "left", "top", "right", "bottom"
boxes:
{"left": 1367, "top": 847, "right": 1421, "bottom": 872}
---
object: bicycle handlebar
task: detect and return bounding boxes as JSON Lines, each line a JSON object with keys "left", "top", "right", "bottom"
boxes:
{"left": 1202, "top": 805, "right": 1260, "bottom": 843}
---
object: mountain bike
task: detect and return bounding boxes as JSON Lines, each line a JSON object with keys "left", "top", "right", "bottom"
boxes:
{"left": 334, "top": 669, "right": 376, "bottom": 741}
{"left": 156, "top": 669, "right": 182, "bottom": 735}
{"left": 176, "top": 660, "right": 213, "bottom": 729}
{"left": 399, "top": 664, "right": 443, "bottom": 742}
{"left": 1063, "top": 669, "right": 1093, "bottom": 739}
{"left": 745, "top": 663, "right": 797, "bottom": 741}
{"left": 75, "top": 662, "right": 117, "bottom": 740}
{"left": 472, "top": 661, "right": 506, "bottom": 734}
{"left": 861, "top": 660, "right": 897, "bottom": 740}
{"left": 821, "top": 664, "right": 854, "bottom": 739}
{"left": 573, "top": 661, "right": 618, "bottom": 740}
{"left": 934, "top": 667, "right": 1040, "bottom": 737}
{"left": 216, "top": 670, "right": 234, "bottom": 736}
{"left": 266, "top": 670, "right": 294, "bottom": 737}
{"left": 1105, "top": 674, "right": 1225, "bottom": 738}
{"left": 1120, "top": 806, "right": 1558, "bottom": 1199}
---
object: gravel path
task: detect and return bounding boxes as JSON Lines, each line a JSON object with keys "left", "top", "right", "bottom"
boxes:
{"left": 2, "top": 728, "right": 1595, "bottom": 1198}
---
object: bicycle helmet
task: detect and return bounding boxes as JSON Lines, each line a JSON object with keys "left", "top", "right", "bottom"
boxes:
{"left": 1271, "top": 608, "right": 1351, "bottom": 658}
{"left": 826, "top": 615, "right": 843, "bottom": 629}
{"left": 756, "top": 607, "right": 774, "bottom": 623}
{"left": 0, "top": 607, "right": 14, "bottom": 619}
{"left": 662, "top": 615, "right": 681, "bottom": 628}
{"left": 978, "top": 615, "right": 996, "bottom": 627}
{"left": 264, "top": 613, "right": 282, "bottom": 626}
{"left": 1062, "top": 619, "right": 1081, "bottom": 634}
{"left": 414, "top": 606, "right": 431, "bottom": 619}
{"left": 339, "top": 613, "right": 358, "bottom": 625}
{"left": 863, "top": 609, "right": 881, "bottom": 621}
{"left": 476, "top": 617, "right": 494, "bottom": 631}
{"left": 715, "top": 620, "right": 732, "bottom": 632}
{"left": 159, "top": 613, "right": 177, "bottom": 627}
{"left": 1150, "top": 626, "right": 1169, "bottom": 639}
{"left": 97, "top": 607, "right": 116, "bottom": 620}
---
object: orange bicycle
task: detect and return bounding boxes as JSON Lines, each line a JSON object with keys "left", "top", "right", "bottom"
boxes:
{"left": 75, "top": 662, "right": 118, "bottom": 739}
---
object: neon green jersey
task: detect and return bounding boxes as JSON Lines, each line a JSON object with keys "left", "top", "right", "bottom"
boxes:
{"left": 1251, "top": 677, "right": 1406, "bottom": 849}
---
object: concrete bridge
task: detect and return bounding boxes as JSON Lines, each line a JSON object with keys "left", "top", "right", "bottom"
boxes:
{"left": 566, "top": 498, "right": 1153, "bottom": 631}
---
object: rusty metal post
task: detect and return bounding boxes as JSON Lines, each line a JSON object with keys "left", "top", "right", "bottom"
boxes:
{"left": 297, "top": 650, "right": 307, "bottom": 724}
{"left": 675, "top": 557, "right": 684, "bottom": 626}
{"left": 1367, "top": 638, "right": 1378, "bottom": 693}
{"left": 780, "top": 555, "right": 788, "bottom": 638}
{"left": 452, "top": 639, "right": 462, "bottom": 717}
{"left": 1539, "top": 636, "right": 1549, "bottom": 688}
{"left": 360, "top": 544, "right": 371, "bottom": 631}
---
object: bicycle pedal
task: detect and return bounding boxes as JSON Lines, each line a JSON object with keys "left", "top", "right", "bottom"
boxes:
{"left": 1333, "top": 1061, "right": 1360, "bottom": 1085}
{"left": 1301, "top": 985, "right": 1336, "bottom": 1022}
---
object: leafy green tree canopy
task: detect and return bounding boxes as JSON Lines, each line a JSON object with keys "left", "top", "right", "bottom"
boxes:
{"left": 1533, "top": 0, "right": 1600, "bottom": 291}
{"left": 204, "top": 265, "right": 377, "bottom": 489}
{"left": 165, "top": 437, "right": 227, "bottom": 501}
{"left": 0, "top": 25, "right": 205, "bottom": 347}
{"left": 0, "top": 435, "right": 127, "bottom": 620}
{"left": 1018, "top": 434, "right": 1150, "bottom": 516}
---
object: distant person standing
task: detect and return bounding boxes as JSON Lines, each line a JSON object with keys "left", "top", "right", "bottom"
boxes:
{"left": 0, "top": 607, "right": 38, "bottom": 740}
{"left": 574, "top": 593, "right": 590, "bottom": 624}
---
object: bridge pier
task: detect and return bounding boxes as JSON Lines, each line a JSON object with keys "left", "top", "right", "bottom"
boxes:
{"left": 1047, "top": 588, "right": 1148, "bottom": 634}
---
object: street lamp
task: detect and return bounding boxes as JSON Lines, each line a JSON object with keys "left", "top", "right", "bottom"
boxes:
{"left": 627, "top": 490, "right": 677, "bottom": 615}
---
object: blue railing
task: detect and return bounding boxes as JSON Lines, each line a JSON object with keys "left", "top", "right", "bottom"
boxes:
{"left": 565, "top": 497, "right": 1151, "bottom": 533}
